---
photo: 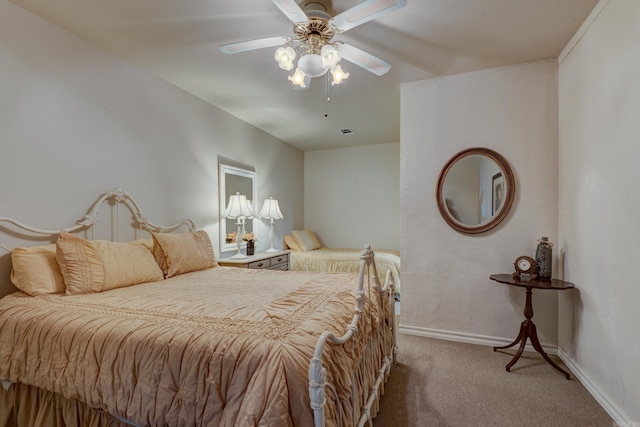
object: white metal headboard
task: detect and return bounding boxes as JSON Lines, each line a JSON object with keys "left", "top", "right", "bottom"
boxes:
{"left": 0, "top": 187, "right": 196, "bottom": 252}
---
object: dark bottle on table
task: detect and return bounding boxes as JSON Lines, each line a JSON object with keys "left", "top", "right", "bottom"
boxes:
{"left": 535, "top": 237, "right": 553, "bottom": 279}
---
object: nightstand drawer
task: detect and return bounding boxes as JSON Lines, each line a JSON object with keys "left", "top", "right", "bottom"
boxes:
{"left": 248, "top": 259, "right": 271, "bottom": 269}
{"left": 218, "top": 251, "right": 290, "bottom": 270}
{"left": 271, "top": 254, "right": 289, "bottom": 267}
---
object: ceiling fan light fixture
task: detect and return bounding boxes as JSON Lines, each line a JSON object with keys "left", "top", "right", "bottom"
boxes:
{"left": 320, "top": 45, "right": 341, "bottom": 68}
{"left": 274, "top": 46, "right": 296, "bottom": 71}
{"left": 330, "top": 64, "right": 349, "bottom": 85}
{"left": 220, "top": 0, "right": 407, "bottom": 92}
{"left": 289, "top": 68, "right": 308, "bottom": 88}
{"left": 297, "top": 53, "right": 328, "bottom": 78}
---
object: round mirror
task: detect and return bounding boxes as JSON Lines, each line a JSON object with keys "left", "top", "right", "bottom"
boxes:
{"left": 436, "top": 147, "right": 515, "bottom": 234}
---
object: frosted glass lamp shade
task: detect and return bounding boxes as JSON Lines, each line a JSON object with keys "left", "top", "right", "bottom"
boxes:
{"left": 330, "top": 64, "right": 350, "bottom": 85}
{"left": 297, "top": 54, "right": 328, "bottom": 78}
{"left": 320, "top": 45, "right": 341, "bottom": 69}
{"left": 289, "top": 68, "right": 309, "bottom": 88}
{"left": 274, "top": 46, "right": 296, "bottom": 71}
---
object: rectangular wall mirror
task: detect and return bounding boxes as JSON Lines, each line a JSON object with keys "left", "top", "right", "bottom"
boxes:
{"left": 219, "top": 163, "right": 257, "bottom": 253}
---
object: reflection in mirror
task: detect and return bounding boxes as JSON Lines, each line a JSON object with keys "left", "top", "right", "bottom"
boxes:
{"left": 436, "top": 148, "right": 515, "bottom": 234}
{"left": 219, "top": 164, "right": 257, "bottom": 253}
{"left": 442, "top": 155, "right": 502, "bottom": 225}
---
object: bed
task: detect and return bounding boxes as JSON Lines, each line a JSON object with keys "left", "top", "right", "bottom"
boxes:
{"left": 284, "top": 230, "right": 401, "bottom": 298}
{"left": 0, "top": 188, "right": 397, "bottom": 427}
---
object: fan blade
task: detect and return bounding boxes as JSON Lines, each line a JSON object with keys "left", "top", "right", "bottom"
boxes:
{"left": 330, "top": 0, "right": 407, "bottom": 32}
{"left": 271, "top": 0, "right": 308, "bottom": 23}
{"left": 338, "top": 43, "right": 391, "bottom": 76}
{"left": 220, "top": 36, "right": 290, "bottom": 54}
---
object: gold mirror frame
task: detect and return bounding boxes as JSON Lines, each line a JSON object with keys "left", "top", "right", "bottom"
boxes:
{"left": 436, "top": 147, "right": 515, "bottom": 234}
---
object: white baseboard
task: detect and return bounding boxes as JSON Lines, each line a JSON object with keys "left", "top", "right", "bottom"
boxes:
{"left": 398, "top": 323, "right": 558, "bottom": 354}
{"left": 557, "top": 348, "right": 632, "bottom": 426}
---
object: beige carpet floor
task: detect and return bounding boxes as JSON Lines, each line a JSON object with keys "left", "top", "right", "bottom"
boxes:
{"left": 372, "top": 333, "right": 613, "bottom": 427}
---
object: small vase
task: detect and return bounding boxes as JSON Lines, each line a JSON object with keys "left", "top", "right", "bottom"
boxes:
{"left": 535, "top": 237, "right": 553, "bottom": 279}
{"left": 246, "top": 242, "right": 255, "bottom": 256}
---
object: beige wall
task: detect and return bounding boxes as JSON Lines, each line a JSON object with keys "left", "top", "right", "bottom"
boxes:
{"left": 558, "top": 0, "right": 640, "bottom": 423}
{"left": 400, "top": 60, "right": 559, "bottom": 348}
{"left": 304, "top": 142, "right": 400, "bottom": 250}
{"left": 0, "top": 1, "right": 304, "bottom": 297}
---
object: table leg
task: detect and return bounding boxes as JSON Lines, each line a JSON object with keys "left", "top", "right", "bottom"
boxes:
{"left": 493, "top": 319, "right": 528, "bottom": 371}
{"left": 494, "top": 286, "right": 571, "bottom": 380}
{"left": 529, "top": 322, "right": 571, "bottom": 380}
{"left": 493, "top": 320, "right": 526, "bottom": 351}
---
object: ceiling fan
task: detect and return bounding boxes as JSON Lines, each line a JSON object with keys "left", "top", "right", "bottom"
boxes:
{"left": 219, "top": 0, "right": 407, "bottom": 88}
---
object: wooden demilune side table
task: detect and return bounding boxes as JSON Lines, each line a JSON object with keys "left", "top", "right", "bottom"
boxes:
{"left": 489, "top": 274, "right": 575, "bottom": 380}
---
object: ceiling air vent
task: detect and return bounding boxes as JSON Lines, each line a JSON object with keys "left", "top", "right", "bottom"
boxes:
{"left": 339, "top": 128, "right": 354, "bottom": 135}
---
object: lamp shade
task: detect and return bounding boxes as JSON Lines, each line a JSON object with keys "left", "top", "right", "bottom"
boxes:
{"left": 258, "top": 197, "right": 283, "bottom": 220}
{"left": 297, "top": 54, "right": 328, "bottom": 78}
{"left": 274, "top": 46, "right": 296, "bottom": 71}
{"left": 289, "top": 68, "right": 309, "bottom": 88}
{"left": 222, "top": 192, "right": 254, "bottom": 219}
{"left": 330, "top": 64, "right": 349, "bottom": 85}
{"left": 320, "top": 45, "right": 341, "bottom": 69}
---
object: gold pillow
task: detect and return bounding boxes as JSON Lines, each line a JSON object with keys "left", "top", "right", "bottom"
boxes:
{"left": 56, "top": 232, "right": 164, "bottom": 295}
{"left": 292, "top": 229, "right": 322, "bottom": 252}
{"left": 11, "top": 244, "right": 66, "bottom": 296}
{"left": 283, "top": 234, "right": 301, "bottom": 251}
{"left": 133, "top": 238, "right": 154, "bottom": 251}
{"left": 152, "top": 231, "right": 217, "bottom": 278}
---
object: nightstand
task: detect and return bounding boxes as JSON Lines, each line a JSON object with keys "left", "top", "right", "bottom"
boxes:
{"left": 218, "top": 250, "right": 290, "bottom": 271}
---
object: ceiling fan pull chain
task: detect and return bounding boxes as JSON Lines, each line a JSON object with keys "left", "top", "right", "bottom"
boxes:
{"left": 324, "top": 72, "right": 331, "bottom": 118}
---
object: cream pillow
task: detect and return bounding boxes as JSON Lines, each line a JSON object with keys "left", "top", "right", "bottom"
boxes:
{"left": 133, "top": 238, "right": 154, "bottom": 252}
{"left": 11, "top": 244, "right": 66, "bottom": 296}
{"left": 283, "top": 234, "right": 301, "bottom": 251}
{"left": 292, "top": 229, "right": 322, "bottom": 252}
{"left": 56, "top": 232, "right": 164, "bottom": 295}
{"left": 152, "top": 230, "right": 217, "bottom": 278}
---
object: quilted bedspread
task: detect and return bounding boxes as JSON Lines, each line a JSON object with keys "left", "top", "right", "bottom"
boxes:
{"left": 290, "top": 248, "right": 401, "bottom": 293}
{"left": 0, "top": 267, "right": 385, "bottom": 426}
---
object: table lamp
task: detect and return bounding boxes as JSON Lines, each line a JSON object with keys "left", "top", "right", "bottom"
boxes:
{"left": 258, "top": 197, "right": 283, "bottom": 253}
{"left": 222, "top": 192, "right": 253, "bottom": 259}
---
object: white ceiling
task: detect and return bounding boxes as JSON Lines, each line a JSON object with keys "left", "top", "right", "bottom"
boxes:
{"left": 10, "top": 0, "right": 599, "bottom": 151}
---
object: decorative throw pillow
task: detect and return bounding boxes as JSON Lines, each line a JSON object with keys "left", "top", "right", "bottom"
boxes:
{"left": 56, "top": 232, "right": 164, "bottom": 295}
{"left": 151, "top": 230, "right": 217, "bottom": 278}
{"left": 283, "top": 234, "right": 301, "bottom": 251}
{"left": 292, "top": 229, "right": 322, "bottom": 252}
{"left": 11, "top": 244, "right": 66, "bottom": 296}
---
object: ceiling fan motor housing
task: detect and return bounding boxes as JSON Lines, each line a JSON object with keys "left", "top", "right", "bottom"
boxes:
{"left": 301, "top": 1, "right": 333, "bottom": 19}
{"left": 294, "top": 0, "right": 336, "bottom": 53}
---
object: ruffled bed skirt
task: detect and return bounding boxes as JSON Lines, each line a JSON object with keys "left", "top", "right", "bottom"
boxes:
{"left": 1, "top": 328, "right": 393, "bottom": 427}
{"left": 0, "top": 382, "right": 129, "bottom": 427}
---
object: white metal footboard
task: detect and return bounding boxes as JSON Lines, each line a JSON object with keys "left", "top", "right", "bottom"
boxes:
{"left": 308, "top": 245, "right": 397, "bottom": 427}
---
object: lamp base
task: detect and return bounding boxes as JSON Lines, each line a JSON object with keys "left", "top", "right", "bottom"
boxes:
{"left": 230, "top": 253, "right": 247, "bottom": 259}
{"left": 265, "top": 247, "right": 279, "bottom": 253}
